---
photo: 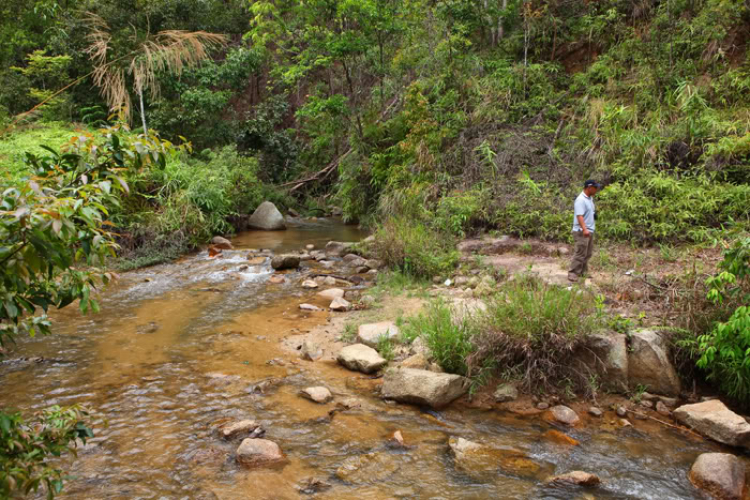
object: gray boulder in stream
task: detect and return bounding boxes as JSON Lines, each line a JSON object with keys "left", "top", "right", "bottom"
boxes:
{"left": 574, "top": 332, "right": 628, "bottom": 392}
{"left": 382, "top": 367, "right": 469, "bottom": 408}
{"left": 689, "top": 453, "right": 746, "bottom": 500}
{"left": 271, "top": 254, "right": 300, "bottom": 270}
{"left": 627, "top": 329, "right": 680, "bottom": 396}
{"left": 674, "top": 400, "right": 750, "bottom": 448}
{"left": 248, "top": 201, "right": 287, "bottom": 230}
{"left": 337, "top": 344, "right": 387, "bottom": 374}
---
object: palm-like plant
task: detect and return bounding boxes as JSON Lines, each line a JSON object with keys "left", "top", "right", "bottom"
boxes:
{"left": 85, "top": 14, "right": 228, "bottom": 134}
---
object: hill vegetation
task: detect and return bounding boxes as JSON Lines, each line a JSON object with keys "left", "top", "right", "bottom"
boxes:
{"left": 1, "top": 1, "right": 749, "bottom": 496}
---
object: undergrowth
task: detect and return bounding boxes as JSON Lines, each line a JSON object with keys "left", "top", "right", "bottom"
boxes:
{"left": 404, "top": 276, "right": 603, "bottom": 393}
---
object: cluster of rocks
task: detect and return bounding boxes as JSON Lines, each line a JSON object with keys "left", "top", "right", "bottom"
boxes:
{"left": 330, "top": 320, "right": 471, "bottom": 409}
{"left": 429, "top": 273, "right": 498, "bottom": 298}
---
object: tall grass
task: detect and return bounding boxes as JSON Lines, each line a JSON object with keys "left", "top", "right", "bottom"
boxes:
{"left": 470, "top": 276, "right": 600, "bottom": 391}
{"left": 371, "top": 216, "right": 459, "bottom": 278}
{"left": 403, "top": 300, "right": 477, "bottom": 376}
{"left": 405, "top": 276, "right": 601, "bottom": 392}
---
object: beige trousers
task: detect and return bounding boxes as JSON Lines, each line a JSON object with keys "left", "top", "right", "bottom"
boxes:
{"left": 569, "top": 231, "right": 594, "bottom": 277}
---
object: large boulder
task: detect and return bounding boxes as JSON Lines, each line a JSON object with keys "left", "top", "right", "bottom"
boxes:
{"left": 627, "top": 329, "right": 681, "bottom": 396}
{"left": 211, "top": 236, "right": 233, "bottom": 250}
{"left": 357, "top": 321, "right": 400, "bottom": 348}
{"left": 325, "top": 241, "right": 355, "bottom": 257}
{"left": 674, "top": 400, "right": 750, "bottom": 448}
{"left": 689, "top": 453, "right": 745, "bottom": 500}
{"left": 381, "top": 367, "right": 469, "bottom": 409}
{"left": 271, "top": 254, "right": 300, "bottom": 270}
{"left": 236, "top": 438, "right": 285, "bottom": 467}
{"left": 248, "top": 201, "right": 287, "bottom": 230}
{"left": 337, "top": 344, "right": 387, "bottom": 374}
{"left": 575, "top": 332, "right": 628, "bottom": 392}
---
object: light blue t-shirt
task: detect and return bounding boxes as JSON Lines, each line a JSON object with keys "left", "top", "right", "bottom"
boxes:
{"left": 572, "top": 191, "right": 595, "bottom": 232}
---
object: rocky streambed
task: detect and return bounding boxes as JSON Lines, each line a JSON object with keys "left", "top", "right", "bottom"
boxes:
{"left": 1, "top": 219, "right": 748, "bottom": 499}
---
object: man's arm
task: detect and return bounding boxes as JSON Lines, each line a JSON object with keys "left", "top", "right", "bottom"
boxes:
{"left": 577, "top": 215, "right": 590, "bottom": 237}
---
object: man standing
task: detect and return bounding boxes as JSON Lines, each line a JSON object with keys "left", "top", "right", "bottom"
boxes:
{"left": 568, "top": 180, "right": 601, "bottom": 282}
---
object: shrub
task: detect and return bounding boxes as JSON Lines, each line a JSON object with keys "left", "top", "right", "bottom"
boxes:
{"left": 402, "top": 276, "right": 602, "bottom": 393}
{"left": 113, "top": 145, "right": 288, "bottom": 266}
{"left": 403, "top": 300, "right": 477, "bottom": 376}
{"left": 0, "top": 406, "right": 92, "bottom": 499}
{"left": 434, "top": 188, "right": 488, "bottom": 237}
{"left": 372, "top": 217, "right": 459, "bottom": 278}
{"left": 696, "top": 306, "right": 750, "bottom": 402}
{"left": 469, "top": 276, "right": 600, "bottom": 391}
{"left": 696, "top": 237, "right": 750, "bottom": 403}
{"left": 0, "top": 123, "right": 165, "bottom": 497}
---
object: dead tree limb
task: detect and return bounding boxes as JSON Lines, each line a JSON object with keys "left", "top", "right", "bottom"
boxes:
{"left": 278, "top": 95, "right": 402, "bottom": 192}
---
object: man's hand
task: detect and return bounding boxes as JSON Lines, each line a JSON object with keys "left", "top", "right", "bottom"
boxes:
{"left": 576, "top": 215, "right": 590, "bottom": 237}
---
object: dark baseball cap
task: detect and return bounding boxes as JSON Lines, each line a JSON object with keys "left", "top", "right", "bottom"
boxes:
{"left": 584, "top": 179, "right": 601, "bottom": 189}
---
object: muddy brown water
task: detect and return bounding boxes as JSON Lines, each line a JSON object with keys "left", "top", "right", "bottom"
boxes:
{"left": 0, "top": 219, "right": 735, "bottom": 499}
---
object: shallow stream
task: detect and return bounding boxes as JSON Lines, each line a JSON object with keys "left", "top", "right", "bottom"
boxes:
{"left": 0, "top": 219, "right": 737, "bottom": 499}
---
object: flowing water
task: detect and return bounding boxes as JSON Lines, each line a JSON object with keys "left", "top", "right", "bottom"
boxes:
{"left": 0, "top": 219, "right": 737, "bottom": 499}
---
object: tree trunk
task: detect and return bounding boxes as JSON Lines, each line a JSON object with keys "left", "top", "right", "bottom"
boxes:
{"left": 523, "top": 1, "right": 529, "bottom": 93}
{"left": 551, "top": 17, "right": 557, "bottom": 61}
{"left": 138, "top": 88, "right": 148, "bottom": 135}
{"left": 342, "top": 59, "right": 364, "bottom": 141}
{"left": 497, "top": 0, "right": 506, "bottom": 43}
{"left": 378, "top": 32, "right": 385, "bottom": 103}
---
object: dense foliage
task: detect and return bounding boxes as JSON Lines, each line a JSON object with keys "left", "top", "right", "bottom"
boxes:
{"left": 1, "top": 1, "right": 747, "bottom": 248}
{"left": 696, "top": 238, "right": 750, "bottom": 401}
{"left": 0, "top": 125, "right": 170, "bottom": 497}
{"left": 0, "top": 406, "right": 92, "bottom": 499}
{"left": 403, "top": 276, "right": 602, "bottom": 391}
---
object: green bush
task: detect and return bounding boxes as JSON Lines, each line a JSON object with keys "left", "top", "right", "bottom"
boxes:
{"left": 114, "top": 145, "right": 288, "bottom": 266}
{"left": 0, "top": 123, "right": 166, "bottom": 497}
{"left": 434, "top": 188, "right": 488, "bottom": 237}
{"left": 401, "top": 276, "right": 603, "bottom": 392}
{"left": 471, "top": 276, "right": 600, "bottom": 391}
{"left": 696, "top": 238, "right": 750, "bottom": 402}
{"left": 697, "top": 306, "right": 750, "bottom": 402}
{"left": 0, "top": 406, "right": 92, "bottom": 499}
{"left": 372, "top": 217, "right": 459, "bottom": 278}
{"left": 403, "top": 300, "right": 477, "bottom": 376}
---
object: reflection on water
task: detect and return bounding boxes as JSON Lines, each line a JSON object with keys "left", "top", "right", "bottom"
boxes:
{"left": 0, "top": 219, "right": 729, "bottom": 499}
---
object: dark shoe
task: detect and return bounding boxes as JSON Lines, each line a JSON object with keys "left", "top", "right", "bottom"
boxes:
{"left": 567, "top": 272, "right": 579, "bottom": 282}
